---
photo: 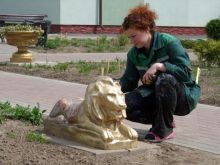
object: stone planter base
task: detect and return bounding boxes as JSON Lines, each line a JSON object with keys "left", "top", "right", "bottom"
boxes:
{"left": 10, "top": 51, "right": 33, "bottom": 63}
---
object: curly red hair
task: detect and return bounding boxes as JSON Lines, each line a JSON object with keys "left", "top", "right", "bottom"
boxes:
{"left": 122, "top": 4, "right": 158, "bottom": 32}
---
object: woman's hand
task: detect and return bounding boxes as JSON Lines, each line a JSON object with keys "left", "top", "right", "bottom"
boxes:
{"left": 142, "top": 63, "right": 166, "bottom": 85}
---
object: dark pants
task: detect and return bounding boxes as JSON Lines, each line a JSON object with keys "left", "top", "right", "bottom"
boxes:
{"left": 125, "top": 73, "right": 190, "bottom": 138}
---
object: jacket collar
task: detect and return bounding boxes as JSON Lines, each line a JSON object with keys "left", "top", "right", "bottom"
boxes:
{"left": 152, "top": 31, "right": 166, "bottom": 50}
{"left": 135, "top": 31, "right": 166, "bottom": 54}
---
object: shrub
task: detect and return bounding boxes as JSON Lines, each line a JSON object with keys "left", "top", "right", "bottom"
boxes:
{"left": 46, "top": 37, "right": 67, "bottom": 49}
{"left": 181, "top": 40, "right": 196, "bottom": 49}
{"left": 193, "top": 40, "right": 220, "bottom": 67}
{"left": 0, "top": 101, "right": 46, "bottom": 125}
{"left": 205, "top": 19, "right": 220, "bottom": 40}
{"left": 46, "top": 39, "right": 60, "bottom": 49}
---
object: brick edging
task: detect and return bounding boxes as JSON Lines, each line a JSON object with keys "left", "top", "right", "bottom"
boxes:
{"left": 50, "top": 25, "right": 206, "bottom": 35}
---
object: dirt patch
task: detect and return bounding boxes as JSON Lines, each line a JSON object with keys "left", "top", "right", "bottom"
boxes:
{"left": 0, "top": 64, "right": 219, "bottom": 106}
{"left": 0, "top": 120, "right": 220, "bottom": 165}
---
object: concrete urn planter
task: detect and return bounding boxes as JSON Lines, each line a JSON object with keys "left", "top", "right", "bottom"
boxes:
{"left": 5, "top": 31, "right": 39, "bottom": 63}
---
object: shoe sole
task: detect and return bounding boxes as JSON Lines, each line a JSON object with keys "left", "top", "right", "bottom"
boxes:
{"left": 145, "top": 131, "right": 176, "bottom": 143}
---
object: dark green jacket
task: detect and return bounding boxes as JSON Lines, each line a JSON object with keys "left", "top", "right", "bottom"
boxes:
{"left": 120, "top": 32, "right": 201, "bottom": 111}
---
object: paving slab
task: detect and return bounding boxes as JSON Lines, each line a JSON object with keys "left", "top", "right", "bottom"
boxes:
{"left": 0, "top": 71, "right": 86, "bottom": 111}
{"left": 0, "top": 43, "right": 127, "bottom": 63}
{"left": 0, "top": 43, "right": 16, "bottom": 55}
{"left": 0, "top": 71, "right": 220, "bottom": 155}
{"left": 32, "top": 53, "right": 127, "bottom": 63}
{"left": 46, "top": 134, "right": 159, "bottom": 156}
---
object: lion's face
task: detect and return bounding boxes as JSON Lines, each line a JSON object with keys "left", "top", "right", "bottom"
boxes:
{"left": 84, "top": 76, "right": 127, "bottom": 122}
{"left": 99, "top": 81, "right": 126, "bottom": 120}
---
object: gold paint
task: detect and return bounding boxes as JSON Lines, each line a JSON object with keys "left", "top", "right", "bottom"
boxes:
{"left": 44, "top": 76, "right": 138, "bottom": 150}
{"left": 5, "top": 31, "right": 39, "bottom": 62}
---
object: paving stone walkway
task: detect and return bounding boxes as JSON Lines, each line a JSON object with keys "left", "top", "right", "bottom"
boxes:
{"left": 0, "top": 71, "right": 219, "bottom": 154}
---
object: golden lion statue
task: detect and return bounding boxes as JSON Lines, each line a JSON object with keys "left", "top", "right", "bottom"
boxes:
{"left": 44, "top": 76, "right": 138, "bottom": 150}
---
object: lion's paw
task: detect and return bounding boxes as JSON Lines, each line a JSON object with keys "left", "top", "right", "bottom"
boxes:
{"left": 126, "top": 127, "right": 138, "bottom": 140}
{"left": 119, "top": 124, "right": 138, "bottom": 140}
{"left": 101, "top": 130, "right": 114, "bottom": 142}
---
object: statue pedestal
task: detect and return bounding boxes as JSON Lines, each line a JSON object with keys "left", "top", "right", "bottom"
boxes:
{"left": 44, "top": 118, "right": 138, "bottom": 150}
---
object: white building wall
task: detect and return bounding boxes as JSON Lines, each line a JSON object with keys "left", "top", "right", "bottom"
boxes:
{"left": 60, "top": 0, "right": 98, "bottom": 25}
{"left": 0, "top": 0, "right": 219, "bottom": 27}
{"left": 145, "top": 0, "right": 220, "bottom": 27}
{"left": 187, "top": 0, "right": 220, "bottom": 26}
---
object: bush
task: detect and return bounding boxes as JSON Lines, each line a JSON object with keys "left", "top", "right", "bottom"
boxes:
{"left": 46, "top": 37, "right": 67, "bottom": 49}
{"left": 205, "top": 19, "right": 220, "bottom": 40}
{"left": 181, "top": 40, "right": 196, "bottom": 49}
{"left": 0, "top": 101, "right": 46, "bottom": 125}
{"left": 46, "top": 39, "right": 60, "bottom": 49}
{"left": 193, "top": 40, "right": 220, "bottom": 67}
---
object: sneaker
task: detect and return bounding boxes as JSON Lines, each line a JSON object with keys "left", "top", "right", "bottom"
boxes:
{"left": 144, "top": 131, "right": 176, "bottom": 143}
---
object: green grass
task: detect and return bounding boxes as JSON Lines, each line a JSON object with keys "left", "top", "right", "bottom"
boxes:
{"left": 19, "top": 60, "right": 126, "bottom": 74}
{"left": 72, "top": 60, "right": 126, "bottom": 74}
{"left": 53, "top": 63, "right": 69, "bottom": 72}
{"left": 22, "top": 63, "right": 33, "bottom": 70}
{"left": 21, "top": 63, "right": 68, "bottom": 72}
{"left": 73, "top": 61, "right": 100, "bottom": 74}
{"left": 44, "top": 35, "right": 130, "bottom": 52}
{"left": 193, "top": 67, "right": 220, "bottom": 76}
{"left": 0, "top": 101, "right": 46, "bottom": 125}
{"left": 35, "top": 64, "right": 52, "bottom": 69}
{"left": 191, "top": 65, "right": 220, "bottom": 82}
{"left": 26, "top": 132, "right": 48, "bottom": 143}
{"left": 22, "top": 63, "right": 52, "bottom": 70}
{"left": 46, "top": 37, "right": 62, "bottom": 49}
{"left": 44, "top": 36, "right": 209, "bottom": 53}
{"left": 214, "top": 79, "right": 220, "bottom": 85}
